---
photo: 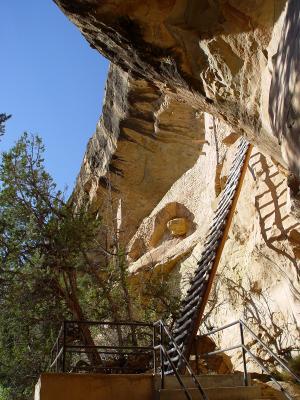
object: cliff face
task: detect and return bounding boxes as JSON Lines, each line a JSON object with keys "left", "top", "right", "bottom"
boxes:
{"left": 56, "top": 0, "right": 300, "bottom": 370}
{"left": 73, "top": 64, "right": 205, "bottom": 241}
{"left": 126, "top": 115, "right": 300, "bottom": 365}
{"left": 55, "top": 0, "right": 300, "bottom": 176}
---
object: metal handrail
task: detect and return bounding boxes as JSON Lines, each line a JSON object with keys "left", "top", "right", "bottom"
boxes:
{"left": 49, "top": 320, "right": 155, "bottom": 373}
{"left": 154, "top": 320, "right": 208, "bottom": 400}
{"left": 240, "top": 320, "right": 300, "bottom": 383}
{"left": 199, "top": 319, "right": 300, "bottom": 400}
{"left": 243, "top": 346, "right": 293, "bottom": 400}
{"left": 65, "top": 344, "right": 153, "bottom": 350}
{"left": 49, "top": 319, "right": 299, "bottom": 400}
{"left": 64, "top": 320, "right": 153, "bottom": 327}
{"left": 158, "top": 345, "right": 193, "bottom": 400}
{"left": 49, "top": 319, "right": 208, "bottom": 400}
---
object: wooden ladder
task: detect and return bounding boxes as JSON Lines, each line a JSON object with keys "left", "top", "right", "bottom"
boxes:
{"left": 167, "top": 138, "right": 253, "bottom": 372}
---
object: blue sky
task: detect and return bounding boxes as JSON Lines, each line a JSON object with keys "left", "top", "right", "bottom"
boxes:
{"left": 0, "top": 0, "right": 109, "bottom": 194}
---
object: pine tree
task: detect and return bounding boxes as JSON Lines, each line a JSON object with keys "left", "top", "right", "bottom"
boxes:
{"left": 0, "top": 133, "right": 180, "bottom": 399}
{"left": 0, "top": 114, "right": 11, "bottom": 137}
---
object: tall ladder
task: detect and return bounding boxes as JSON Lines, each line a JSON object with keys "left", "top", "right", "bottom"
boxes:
{"left": 167, "top": 138, "right": 253, "bottom": 372}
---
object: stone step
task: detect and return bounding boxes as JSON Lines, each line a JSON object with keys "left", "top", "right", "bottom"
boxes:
{"left": 159, "top": 386, "right": 261, "bottom": 400}
{"left": 161, "top": 374, "right": 251, "bottom": 389}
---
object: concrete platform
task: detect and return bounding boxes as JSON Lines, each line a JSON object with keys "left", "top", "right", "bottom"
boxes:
{"left": 34, "top": 373, "right": 155, "bottom": 400}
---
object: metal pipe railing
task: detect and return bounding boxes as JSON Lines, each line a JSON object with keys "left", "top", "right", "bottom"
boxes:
{"left": 49, "top": 319, "right": 299, "bottom": 400}
{"left": 240, "top": 320, "right": 300, "bottom": 383}
{"left": 243, "top": 346, "right": 293, "bottom": 400}
{"left": 64, "top": 320, "right": 153, "bottom": 326}
{"left": 198, "top": 319, "right": 300, "bottom": 400}
{"left": 49, "top": 320, "right": 155, "bottom": 374}
{"left": 158, "top": 345, "right": 193, "bottom": 400}
{"left": 240, "top": 321, "right": 248, "bottom": 386}
{"left": 49, "top": 320, "right": 208, "bottom": 400}
{"left": 154, "top": 320, "right": 208, "bottom": 400}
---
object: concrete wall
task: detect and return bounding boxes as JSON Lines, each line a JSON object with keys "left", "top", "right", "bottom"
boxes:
{"left": 34, "top": 373, "right": 155, "bottom": 400}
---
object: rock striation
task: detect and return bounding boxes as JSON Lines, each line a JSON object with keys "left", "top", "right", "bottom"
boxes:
{"left": 54, "top": 0, "right": 300, "bottom": 177}
{"left": 73, "top": 63, "right": 205, "bottom": 242}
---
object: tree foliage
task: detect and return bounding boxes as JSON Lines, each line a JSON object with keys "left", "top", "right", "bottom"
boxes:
{"left": 0, "top": 114, "right": 11, "bottom": 137}
{"left": 0, "top": 133, "right": 180, "bottom": 399}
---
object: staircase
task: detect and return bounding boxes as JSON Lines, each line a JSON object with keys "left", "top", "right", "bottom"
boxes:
{"left": 157, "top": 374, "right": 270, "bottom": 400}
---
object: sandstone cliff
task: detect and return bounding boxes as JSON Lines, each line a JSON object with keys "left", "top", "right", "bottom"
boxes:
{"left": 73, "top": 63, "right": 205, "bottom": 242}
{"left": 55, "top": 0, "right": 300, "bottom": 177}
{"left": 126, "top": 114, "right": 300, "bottom": 369}
{"left": 55, "top": 0, "right": 300, "bottom": 374}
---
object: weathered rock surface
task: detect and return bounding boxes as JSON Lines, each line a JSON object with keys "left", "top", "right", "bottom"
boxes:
{"left": 55, "top": 0, "right": 300, "bottom": 378}
{"left": 73, "top": 63, "right": 205, "bottom": 242}
{"left": 127, "top": 113, "right": 219, "bottom": 274}
{"left": 202, "top": 143, "right": 300, "bottom": 369}
{"left": 190, "top": 335, "right": 234, "bottom": 375}
{"left": 126, "top": 114, "right": 300, "bottom": 371}
{"left": 54, "top": 0, "right": 300, "bottom": 177}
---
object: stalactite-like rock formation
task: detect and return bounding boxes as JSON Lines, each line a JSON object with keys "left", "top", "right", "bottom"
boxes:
{"left": 54, "top": 0, "right": 300, "bottom": 176}
{"left": 73, "top": 64, "right": 205, "bottom": 242}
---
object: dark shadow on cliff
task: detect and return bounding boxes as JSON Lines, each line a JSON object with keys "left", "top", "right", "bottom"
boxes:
{"left": 223, "top": 276, "right": 299, "bottom": 359}
{"left": 269, "top": 0, "right": 300, "bottom": 173}
{"left": 250, "top": 152, "right": 300, "bottom": 279}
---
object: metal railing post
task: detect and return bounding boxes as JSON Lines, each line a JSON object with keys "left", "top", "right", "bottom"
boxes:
{"left": 62, "top": 321, "right": 66, "bottom": 373}
{"left": 153, "top": 324, "right": 156, "bottom": 374}
{"left": 160, "top": 323, "right": 165, "bottom": 389}
{"left": 239, "top": 321, "right": 248, "bottom": 386}
{"left": 159, "top": 321, "right": 208, "bottom": 400}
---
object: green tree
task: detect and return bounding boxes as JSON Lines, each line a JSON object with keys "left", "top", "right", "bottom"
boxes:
{"left": 0, "top": 133, "right": 180, "bottom": 399}
{"left": 0, "top": 114, "right": 11, "bottom": 137}
{"left": 0, "top": 272, "right": 66, "bottom": 399}
{"left": 0, "top": 133, "right": 102, "bottom": 398}
{"left": 0, "top": 385, "right": 10, "bottom": 400}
